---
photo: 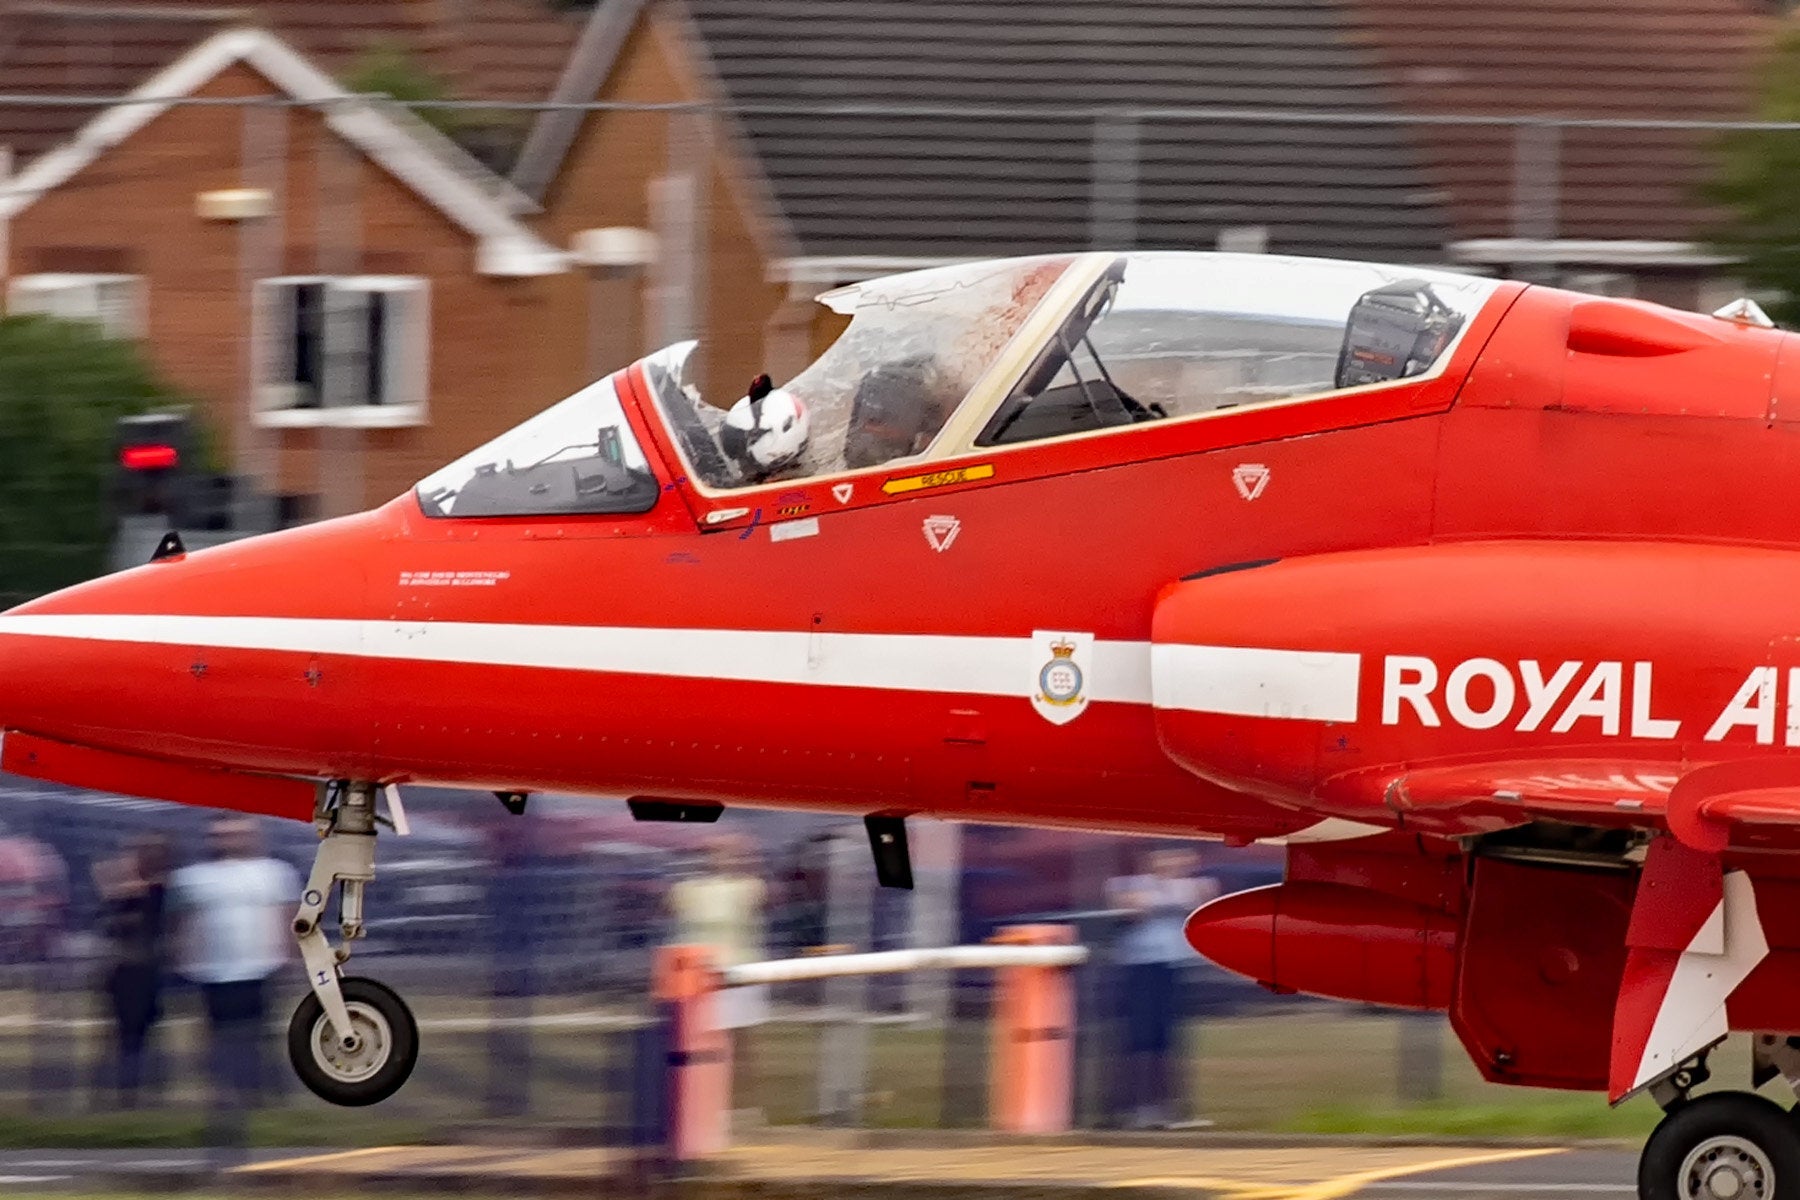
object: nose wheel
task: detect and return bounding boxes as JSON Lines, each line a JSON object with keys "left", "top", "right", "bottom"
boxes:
{"left": 1639, "top": 1092, "right": 1800, "bottom": 1200}
{"left": 288, "top": 976, "right": 418, "bottom": 1107}
{"left": 289, "top": 781, "right": 419, "bottom": 1106}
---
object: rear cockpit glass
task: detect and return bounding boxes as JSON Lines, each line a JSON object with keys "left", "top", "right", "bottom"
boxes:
{"left": 415, "top": 377, "right": 656, "bottom": 518}
{"left": 979, "top": 255, "right": 1498, "bottom": 446}
{"left": 644, "top": 255, "right": 1074, "bottom": 488}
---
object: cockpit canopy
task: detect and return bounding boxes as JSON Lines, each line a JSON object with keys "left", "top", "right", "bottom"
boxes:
{"left": 416, "top": 377, "right": 658, "bottom": 518}
{"left": 645, "top": 255, "right": 1076, "bottom": 489}
{"left": 416, "top": 252, "right": 1500, "bottom": 517}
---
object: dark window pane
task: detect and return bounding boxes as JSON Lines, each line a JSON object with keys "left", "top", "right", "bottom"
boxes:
{"left": 365, "top": 291, "right": 387, "bottom": 405}
{"left": 292, "top": 282, "right": 325, "bottom": 407}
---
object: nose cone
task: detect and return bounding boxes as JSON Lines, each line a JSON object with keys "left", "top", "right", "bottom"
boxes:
{"left": 0, "top": 506, "right": 390, "bottom": 774}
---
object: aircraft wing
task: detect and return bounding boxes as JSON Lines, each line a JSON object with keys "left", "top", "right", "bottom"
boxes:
{"left": 1370, "top": 757, "right": 1800, "bottom": 1104}
{"left": 1376, "top": 757, "right": 1800, "bottom": 851}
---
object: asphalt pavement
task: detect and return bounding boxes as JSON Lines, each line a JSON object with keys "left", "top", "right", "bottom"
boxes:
{"left": 0, "top": 1138, "right": 1642, "bottom": 1198}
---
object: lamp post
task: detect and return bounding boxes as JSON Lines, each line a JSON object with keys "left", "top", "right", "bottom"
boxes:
{"left": 572, "top": 226, "right": 657, "bottom": 380}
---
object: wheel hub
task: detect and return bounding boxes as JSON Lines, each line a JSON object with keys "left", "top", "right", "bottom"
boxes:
{"left": 1681, "top": 1135, "right": 1772, "bottom": 1200}
{"left": 312, "top": 1001, "right": 392, "bottom": 1085}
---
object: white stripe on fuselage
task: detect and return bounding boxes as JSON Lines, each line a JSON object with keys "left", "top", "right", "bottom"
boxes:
{"left": 1151, "top": 644, "right": 1362, "bottom": 722}
{"left": 0, "top": 613, "right": 1154, "bottom": 702}
{"left": 0, "top": 615, "right": 1367, "bottom": 720}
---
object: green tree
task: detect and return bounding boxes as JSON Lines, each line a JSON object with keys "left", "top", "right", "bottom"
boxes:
{"left": 339, "top": 42, "right": 528, "bottom": 172}
{"left": 342, "top": 42, "right": 463, "bottom": 138}
{"left": 1704, "top": 28, "right": 1800, "bottom": 325}
{"left": 0, "top": 315, "right": 185, "bottom": 607}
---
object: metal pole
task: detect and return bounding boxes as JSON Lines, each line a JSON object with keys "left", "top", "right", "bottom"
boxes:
{"left": 586, "top": 265, "right": 644, "bottom": 380}
{"left": 486, "top": 818, "right": 536, "bottom": 1118}
{"left": 1088, "top": 111, "right": 1141, "bottom": 251}
{"left": 650, "top": 109, "right": 710, "bottom": 355}
{"left": 816, "top": 827, "right": 870, "bottom": 1124}
{"left": 237, "top": 100, "right": 284, "bottom": 531}
{"left": 645, "top": 107, "right": 714, "bottom": 393}
{"left": 649, "top": 169, "right": 695, "bottom": 349}
{"left": 1511, "top": 119, "right": 1563, "bottom": 283}
{"left": 682, "top": 110, "right": 712, "bottom": 370}
{"left": 317, "top": 99, "right": 364, "bottom": 520}
{"left": 1396, "top": 1012, "right": 1445, "bottom": 1103}
{"left": 762, "top": 280, "right": 817, "bottom": 383}
{"left": 904, "top": 819, "right": 963, "bottom": 1024}
{"left": 26, "top": 795, "right": 72, "bottom": 1112}
{"left": 0, "top": 145, "right": 13, "bottom": 282}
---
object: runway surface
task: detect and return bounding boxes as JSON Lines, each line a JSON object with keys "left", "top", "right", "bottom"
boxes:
{"left": 0, "top": 1140, "right": 1643, "bottom": 1197}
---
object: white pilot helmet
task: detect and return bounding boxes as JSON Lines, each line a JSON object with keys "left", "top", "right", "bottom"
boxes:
{"left": 720, "top": 378, "right": 810, "bottom": 479}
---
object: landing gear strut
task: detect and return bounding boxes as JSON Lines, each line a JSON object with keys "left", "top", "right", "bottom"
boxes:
{"left": 287, "top": 781, "right": 418, "bottom": 1106}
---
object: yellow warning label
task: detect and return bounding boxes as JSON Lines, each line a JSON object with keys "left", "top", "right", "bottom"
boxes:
{"left": 880, "top": 464, "right": 995, "bottom": 495}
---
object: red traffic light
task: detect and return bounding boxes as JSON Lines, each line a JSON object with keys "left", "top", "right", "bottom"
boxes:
{"left": 119, "top": 444, "right": 179, "bottom": 471}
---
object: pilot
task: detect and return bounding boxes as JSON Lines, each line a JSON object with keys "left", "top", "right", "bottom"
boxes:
{"left": 843, "top": 354, "right": 958, "bottom": 470}
{"left": 720, "top": 374, "right": 811, "bottom": 484}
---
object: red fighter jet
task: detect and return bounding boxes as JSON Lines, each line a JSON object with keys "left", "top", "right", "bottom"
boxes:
{"left": 1, "top": 249, "right": 1797, "bottom": 1196}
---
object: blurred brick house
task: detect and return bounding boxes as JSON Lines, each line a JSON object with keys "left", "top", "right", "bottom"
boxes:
{"left": 0, "top": 23, "right": 579, "bottom": 515}
{"left": 0, "top": 0, "right": 1785, "bottom": 516}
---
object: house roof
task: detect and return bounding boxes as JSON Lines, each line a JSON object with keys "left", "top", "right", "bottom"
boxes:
{"left": 0, "top": 26, "right": 565, "bottom": 275}
{"left": 671, "top": 0, "right": 1454, "bottom": 263}
{"left": 0, "top": 3, "right": 237, "bottom": 164}
{"left": 516, "top": 0, "right": 1453, "bottom": 263}
{"left": 516, "top": 0, "right": 1785, "bottom": 268}
{"left": 1342, "top": 0, "right": 1778, "bottom": 244}
{"left": 511, "top": 0, "right": 649, "bottom": 203}
{"left": 0, "top": 0, "right": 586, "bottom": 167}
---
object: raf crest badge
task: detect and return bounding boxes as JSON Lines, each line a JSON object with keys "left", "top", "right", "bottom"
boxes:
{"left": 1031, "top": 630, "right": 1094, "bottom": 725}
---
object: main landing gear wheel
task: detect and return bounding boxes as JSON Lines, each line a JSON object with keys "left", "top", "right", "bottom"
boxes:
{"left": 288, "top": 976, "right": 418, "bottom": 1107}
{"left": 1639, "top": 1092, "right": 1800, "bottom": 1200}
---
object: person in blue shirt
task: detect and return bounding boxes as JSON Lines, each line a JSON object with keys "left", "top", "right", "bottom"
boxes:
{"left": 1107, "top": 846, "right": 1219, "bottom": 1128}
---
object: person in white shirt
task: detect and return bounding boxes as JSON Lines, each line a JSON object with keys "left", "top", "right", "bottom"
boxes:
{"left": 167, "top": 816, "right": 299, "bottom": 1164}
{"left": 668, "top": 837, "right": 767, "bottom": 978}
{"left": 667, "top": 835, "right": 769, "bottom": 1112}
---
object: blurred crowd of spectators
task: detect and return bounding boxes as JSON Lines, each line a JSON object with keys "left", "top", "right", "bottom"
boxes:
{"left": 0, "top": 786, "right": 1267, "bottom": 1132}
{"left": 92, "top": 816, "right": 297, "bottom": 1163}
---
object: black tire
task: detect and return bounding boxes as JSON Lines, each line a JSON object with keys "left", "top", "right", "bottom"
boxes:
{"left": 287, "top": 976, "right": 419, "bottom": 1107}
{"left": 1639, "top": 1091, "right": 1800, "bottom": 1200}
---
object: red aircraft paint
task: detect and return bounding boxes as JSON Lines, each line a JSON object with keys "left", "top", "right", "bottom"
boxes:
{"left": 0, "top": 252, "right": 1795, "bottom": 1189}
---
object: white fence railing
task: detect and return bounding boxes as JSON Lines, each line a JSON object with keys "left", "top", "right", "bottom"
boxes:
{"left": 721, "top": 943, "right": 1088, "bottom": 986}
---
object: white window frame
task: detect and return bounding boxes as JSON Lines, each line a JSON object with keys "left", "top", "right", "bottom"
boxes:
{"left": 251, "top": 275, "right": 429, "bottom": 429}
{"left": 6, "top": 272, "right": 146, "bottom": 340}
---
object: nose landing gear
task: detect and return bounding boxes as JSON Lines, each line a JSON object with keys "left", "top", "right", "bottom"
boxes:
{"left": 287, "top": 781, "right": 419, "bottom": 1106}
